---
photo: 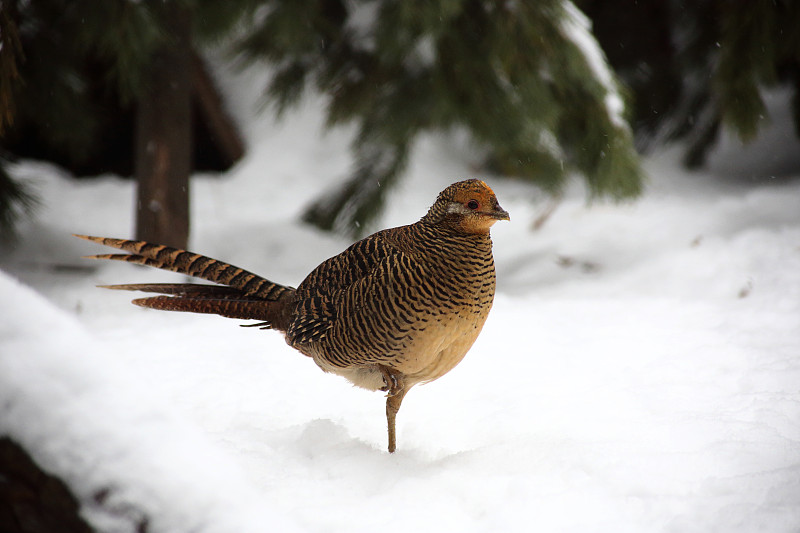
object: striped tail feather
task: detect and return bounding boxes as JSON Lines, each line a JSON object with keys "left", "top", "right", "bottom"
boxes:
{"left": 74, "top": 235, "right": 295, "bottom": 301}
{"left": 129, "top": 294, "right": 286, "bottom": 329}
{"left": 99, "top": 283, "right": 255, "bottom": 299}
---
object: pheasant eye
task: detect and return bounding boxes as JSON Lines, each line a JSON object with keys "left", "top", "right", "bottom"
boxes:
{"left": 467, "top": 200, "right": 479, "bottom": 210}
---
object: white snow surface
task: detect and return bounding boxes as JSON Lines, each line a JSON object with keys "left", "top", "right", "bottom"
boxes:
{"left": 2, "top": 63, "right": 800, "bottom": 532}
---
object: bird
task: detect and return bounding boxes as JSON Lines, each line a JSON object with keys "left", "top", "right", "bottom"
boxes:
{"left": 75, "top": 179, "right": 509, "bottom": 452}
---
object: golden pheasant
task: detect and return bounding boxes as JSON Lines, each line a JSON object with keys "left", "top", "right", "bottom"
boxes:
{"left": 76, "top": 179, "right": 509, "bottom": 452}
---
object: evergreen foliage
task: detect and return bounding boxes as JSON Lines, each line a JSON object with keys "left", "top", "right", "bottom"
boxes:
{"left": 584, "top": 0, "right": 800, "bottom": 168}
{"left": 236, "top": 0, "right": 643, "bottom": 235}
{"left": 0, "top": 152, "right": 35, "bottom": 240}
{"left": 2, "top": 0, "right": 204, "bottom": 168}
{"left": 0, "top": 0, "right": 29, "bottom": 238}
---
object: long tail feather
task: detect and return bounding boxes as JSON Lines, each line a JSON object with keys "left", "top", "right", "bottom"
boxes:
{"left": 100, "top": 283, "right": 255, "bottom": 299}
{"left": 75, "top": 235, "right": 295, "bottom": 301}
{"left": 131, "top": 295, "right": 284, "bottom": 326}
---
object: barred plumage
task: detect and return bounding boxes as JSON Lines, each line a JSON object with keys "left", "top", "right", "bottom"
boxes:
{"left": 76, "top": 179, "right": 509, "bottom": 452}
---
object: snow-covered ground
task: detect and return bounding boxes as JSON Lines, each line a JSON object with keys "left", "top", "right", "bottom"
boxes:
{"left": 1, "top": 64, "right": 799, "bottom": 532}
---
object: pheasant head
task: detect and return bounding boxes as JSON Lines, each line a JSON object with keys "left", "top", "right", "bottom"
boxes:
{"left": 422, "top": 179, "right": 510, "bottom": 234}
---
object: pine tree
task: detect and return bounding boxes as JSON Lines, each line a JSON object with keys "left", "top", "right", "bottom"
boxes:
{"left": 236, "top": 0, "right": 644, "bottom": 236}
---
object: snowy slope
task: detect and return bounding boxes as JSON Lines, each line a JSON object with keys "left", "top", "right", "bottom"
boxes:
{"left": 2, "top": 63, "right": 800, "bottom": 532}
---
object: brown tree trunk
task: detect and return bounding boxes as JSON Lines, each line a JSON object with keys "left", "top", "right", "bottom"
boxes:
{"left": 135, "top": 4, "right": 192, "bottom": 249}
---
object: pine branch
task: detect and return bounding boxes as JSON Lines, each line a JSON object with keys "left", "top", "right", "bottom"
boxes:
{"left": 238, "top": 0, "right": 647, "bottom": 231}
{"left": 0, "top": 153, "right": 37, "bottom": 240}
{"left": 302, "top": 138, "right": 409, "bottom": 237}
{"left": 714, "top": 2, "right": 777, "bottom": 142}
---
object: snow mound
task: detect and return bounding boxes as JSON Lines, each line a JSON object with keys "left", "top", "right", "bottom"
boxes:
{"left": 0, "top": 273, "right": 300, "bottom": 533}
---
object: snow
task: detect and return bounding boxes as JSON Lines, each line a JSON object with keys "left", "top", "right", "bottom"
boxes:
{"left": 2, "top": 61, "right": 800, "bottom": 532}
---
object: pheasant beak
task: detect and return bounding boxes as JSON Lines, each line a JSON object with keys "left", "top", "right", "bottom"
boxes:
{"left": 490, "top": 204, "right": 510, "bottom": 221}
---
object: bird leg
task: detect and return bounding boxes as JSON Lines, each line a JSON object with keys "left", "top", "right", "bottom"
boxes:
{"left": 386, "top": 387, "right": 407, "bottom": 453}
{"left": 378, "top": 365, "right": 407, "bottom": 453}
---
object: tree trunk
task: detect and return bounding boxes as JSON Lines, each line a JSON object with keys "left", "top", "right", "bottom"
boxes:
{"left": 135, "top": 4, "right": 192, "bottom": 249}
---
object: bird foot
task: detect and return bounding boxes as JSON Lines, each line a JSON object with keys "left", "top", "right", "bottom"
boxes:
{"left": 378, "top": 366, "right": 404, "bottom": 397}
